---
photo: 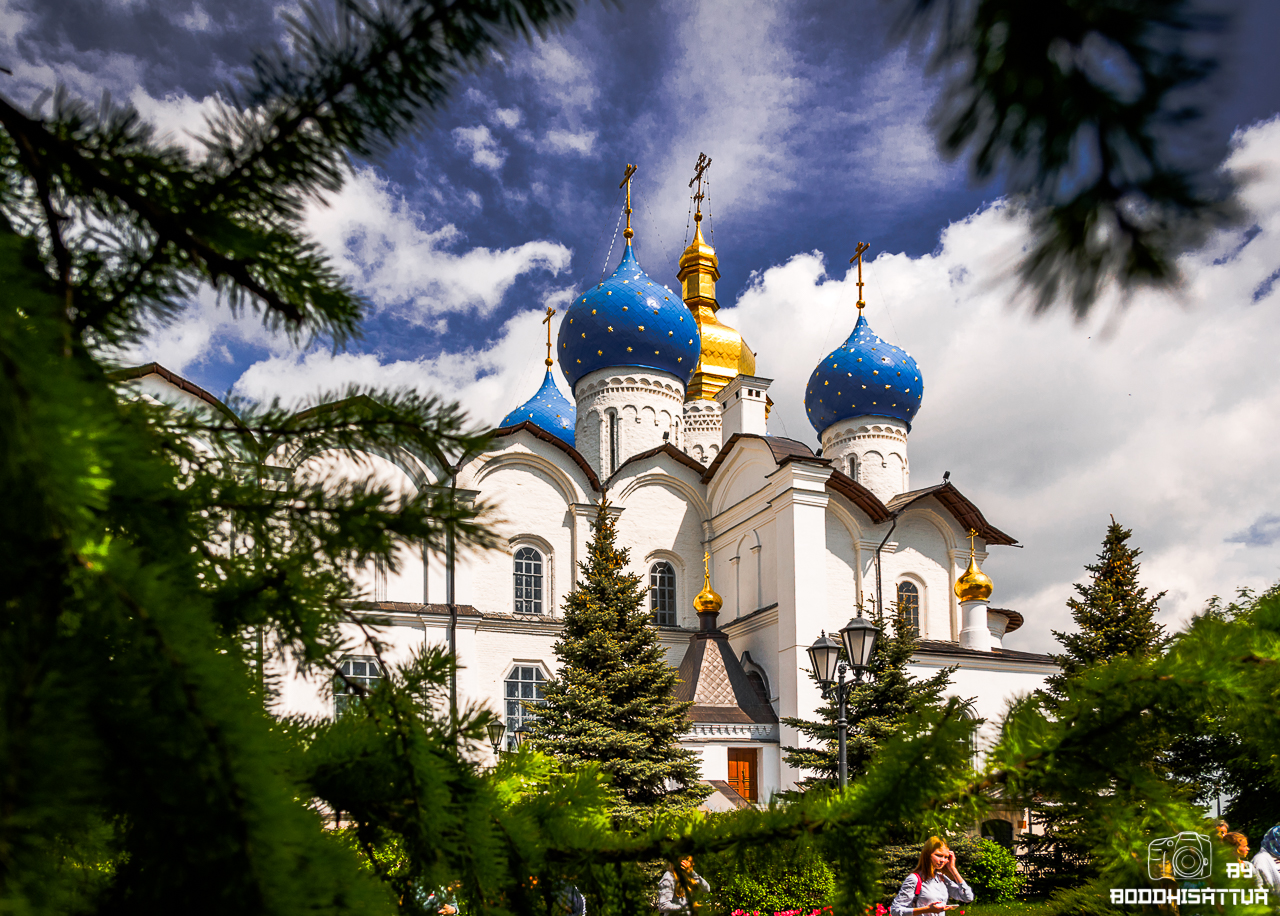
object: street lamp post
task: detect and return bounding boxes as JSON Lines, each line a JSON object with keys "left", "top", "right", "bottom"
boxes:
{"left": 806, "top": 614, "right": 881, "bottom": 790}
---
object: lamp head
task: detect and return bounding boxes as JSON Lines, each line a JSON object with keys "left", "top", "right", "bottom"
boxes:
{"left": 840, "top": 614, "right": 880, "bottom": 672}
{"left": 511, "top": 724, "right": 529, "bottom": 750}
{"left": 486, "top": 719, "right": 506, "bottom": 755}
{"left": 806, "top": 630, "right": 843, "bottom": 688}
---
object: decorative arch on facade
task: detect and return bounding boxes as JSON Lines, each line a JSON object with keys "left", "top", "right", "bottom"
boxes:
{"left": 615, "top": 472, "right": 711, "bottom": 522}
{"left": 470, "top": 451, "right": 584, "bottom": 506}
{"left": 739, "top": 650, "right": 774, "bottom": 705}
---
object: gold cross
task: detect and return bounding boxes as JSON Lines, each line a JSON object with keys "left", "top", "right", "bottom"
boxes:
{"left": 619, "top": 163, "right": 637, "bottom": 240}
{"left": 542, "top": 306, "right": 555, "bottom": 367}
{"left": 703, "top": 551, "right": 710, "bottom": 577}
{"left": 688, "top": 152, "right": 712, "bottom": 219}
{"left": 967, "top": 528, "right": 978, "bottom": 559}
{"left": 849, "top": 242, "right": 870, "bottom": 310}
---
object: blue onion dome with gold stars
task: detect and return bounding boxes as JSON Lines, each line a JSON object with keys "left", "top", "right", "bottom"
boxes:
{"left": 500, "top": 369, "right": 575, "bottom": 446}
{"left": 805, "top": 314, "right": 924, "bottom": 435}
{"left": 558, "top": 242, "right": 702, "bottom": 391}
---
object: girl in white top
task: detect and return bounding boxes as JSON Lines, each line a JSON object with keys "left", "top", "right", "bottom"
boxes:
{"left": 890, "top": 837, "right": 976, "bottom": 916}
{"left": 656, "top": 856, "right": 710, "bottom": 913}
{"left": 1253, "top": 826, "right": 1280, "bottom": 895}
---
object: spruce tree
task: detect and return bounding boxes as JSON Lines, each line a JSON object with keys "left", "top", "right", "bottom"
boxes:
{"left": 1047, "top": 517, "right": 1167, "bottom": 698}
{"left": 781, "top": 603, "right": 954, "bottom": 789}
{"left": 1025, "top": 518, "right": 1169, "bottom": 896}
{"left": 527, "top": 499, "right": 707, "bottom": 820}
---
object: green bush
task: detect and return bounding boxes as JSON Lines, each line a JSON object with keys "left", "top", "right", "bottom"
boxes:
{"left": 875, "top": 837, "right": 1024, "bottom": 903}
{"left": 699, "top": 839, "right": 835, "bottom": 916}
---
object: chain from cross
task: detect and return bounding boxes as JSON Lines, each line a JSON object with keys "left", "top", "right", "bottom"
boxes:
{"left": 688, "top": 152, "right": 712, "bottom": 218}
{"left": 619, "top": 163, "right": 637, "bottom": 239}
{"left": 542, "top": 306, "right": 555, "bottom": 367}
{"left": 849, "top": 241, "right": 870, "bottom": 310}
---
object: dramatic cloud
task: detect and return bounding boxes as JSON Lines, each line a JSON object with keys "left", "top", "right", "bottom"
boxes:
{"left": 304, "top": 167, "right": 572, "bottom": 320}
{"left": 719, "top": 115, "right": 1280, "bottom": 654}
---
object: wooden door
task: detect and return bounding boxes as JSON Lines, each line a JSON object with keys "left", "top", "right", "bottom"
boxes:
{"left": 726, "top": 748, "right": 758, "bottom": 802}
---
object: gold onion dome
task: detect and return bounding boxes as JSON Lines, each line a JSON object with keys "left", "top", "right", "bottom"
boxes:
{"left": 693, "top": 556, "right": 723, "bottom": 615}
{"left": 954, "top": 554, "right": 994, "bottom": 603}
{"left": 678, "top": 215, "right": 758, "bottom": 402}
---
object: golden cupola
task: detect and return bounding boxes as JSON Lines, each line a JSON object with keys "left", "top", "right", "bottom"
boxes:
{"left": 953, "top": 529, "right": 994, "bottom": 603}
{"left": 693, "top": 552, "right": 723, "bottom": 630}
{"left": 677, "top": 189, "right": 757, "bottom": 403}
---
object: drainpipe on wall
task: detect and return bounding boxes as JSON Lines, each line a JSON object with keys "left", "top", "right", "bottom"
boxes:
{"left": 873, "top": 514, "right": 899, "bottom": 619}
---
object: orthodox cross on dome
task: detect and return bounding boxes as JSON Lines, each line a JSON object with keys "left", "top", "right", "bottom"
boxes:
{"left": 619, "top": 163, "right": 637, "bottom": 240}
{"left": 966, "top": 528, "right": 979, "bottom": 560}
{"left": 542, "top": 305, "right": 555, "bottom": 367}
{"left": 849, "top": 241, "right": 870, "bottom": 311}
{"left": 688, "top": 152, "right": 712, "bottom": 221}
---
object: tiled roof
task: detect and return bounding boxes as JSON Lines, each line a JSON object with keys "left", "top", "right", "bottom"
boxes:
{"left": 675, "top": 630, "right": 778, "bottom": 725}
{"left": 886, "top": 482, "right": 1018, "bottom": 546}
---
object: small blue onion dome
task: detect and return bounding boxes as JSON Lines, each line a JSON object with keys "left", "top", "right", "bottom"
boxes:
{"left": 500, "top": 369, "right": 576, "bottom": 447}
{"left": 558, "top": 243, "right": 701, "bottom": 391}
{"left": 805, "top": 314, "right": 924, "bottom": 435}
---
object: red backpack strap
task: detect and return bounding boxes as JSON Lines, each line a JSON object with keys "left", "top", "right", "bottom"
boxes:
{"left": 915, "top": 873, "right": 923, "bottom": 896}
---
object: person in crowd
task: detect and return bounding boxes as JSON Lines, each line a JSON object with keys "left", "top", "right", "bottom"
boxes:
{"left": 1253, "top": 826, "right": 1280, "bottom": 894}
{"left": 1223, "top": 832, "right": 1250, "bottom": 862}
{"left": 423, "top": 883, "right": 460, "bottom": 915}
{"left": 1216, "top": 820, "right": 1230, "bottom": 839}
{"left": 890, "top": 837, "right": 975, "bottom": 916}
{"left": 657, "top": 856, "right": 710, "bottom": 913}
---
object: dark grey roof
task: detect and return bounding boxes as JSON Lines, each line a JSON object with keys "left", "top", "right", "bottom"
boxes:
{"left": 675, "top": 629, "right": 779, "bottom": 725}
{"left": 886, "top": 482, "right": 1018, "bottom": 546}
{"left": 912, "top": 638, "right": 1055, "bottom": 665}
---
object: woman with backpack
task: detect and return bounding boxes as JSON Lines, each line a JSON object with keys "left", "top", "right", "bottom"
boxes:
{"left": 890, "top": 837, "right": 975, "bottom": 916}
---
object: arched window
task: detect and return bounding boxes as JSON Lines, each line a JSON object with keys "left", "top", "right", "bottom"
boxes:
{"left": 504, "top": 665, "right": 547, "bottom": 748}
{"left": 649, "top": 561, "right": 676, "bottom": 626}
{"left": 897, "top": 580, "right": 920, "bottom": 637}
{"left": 514, "top": 547, "right": 543, "bottom": 615}
{"left": 608, "top": 411, "right": 619, "bottom": 474}
{"left": 334, "top": 655, "right": 383, "bottom": 715}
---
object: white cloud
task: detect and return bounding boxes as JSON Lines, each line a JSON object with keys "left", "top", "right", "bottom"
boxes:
{"left": 492, "top": 107, "right": 522, "bottom": 129}
{"left": 540, "top": 128, "right": 597, "bottom": 156}
{"left": 303, "top": 167, "right": 572, "bottom": 320}
{"left": 127, "top": 88, "right": 221, "bottom": 159}
{"left": 452, "top": 124, "right": 507, "bottom": 172}
{"left": 719, "top": 115, "right": 1280, "bottom": 655}
{"left": 232, "top": 295, "right": 576, "bottom": 428}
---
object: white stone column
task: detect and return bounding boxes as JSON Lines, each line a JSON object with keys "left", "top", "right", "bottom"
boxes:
{"left": 770, "top": 462, "right": 832, "bottom": 790}
{"left": 959, "top": 599, "right": 992, "bottom": 651}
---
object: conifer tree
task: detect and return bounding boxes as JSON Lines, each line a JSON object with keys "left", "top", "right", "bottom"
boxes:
{"left": 1024, "top": 518, "right": 1169, "bottom": 895}
{"left": 1047, "top": 517, "right": 1167, "bottom": 698}
{"left": 781, "top": 603, "right": 954, "bottom": 789}
{"left": 527, "top": 499, "right": 706, "bottom": 820}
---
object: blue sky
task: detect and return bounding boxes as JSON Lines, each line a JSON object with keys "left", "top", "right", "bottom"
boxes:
{"left": 8, "top": 0, "right": 1280, "bottom": 652}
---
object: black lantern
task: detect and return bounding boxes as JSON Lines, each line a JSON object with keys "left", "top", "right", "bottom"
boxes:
{"left": 839, "top": 615, "right": 880, "bottom": 674}
{"left": 511, "top": 724, "right": 529, "bottom": 749}
{"left": 806, "top": 630, "right": 842, "bottom": 687}
{"left": 486, "top": 719, "right": 506, "bottom": 756}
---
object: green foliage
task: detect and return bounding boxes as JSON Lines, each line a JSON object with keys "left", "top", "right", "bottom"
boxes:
{"left": 900, "top": 0, "right": 1240, "bottom": 316}
{"left": 874, "top": 838, "right": 1021, "bottom": 903}
{"left": 781, "top": 602, "right": 956, "bottom": 790}
{"left": 1047, "top": 517, "right": 1167, "bottom": 694}
{"left": 526, "top": 499, "right": 708, "bottom": 821}
{"left": 700, "top": 838, "right": 835, "bottom": 916}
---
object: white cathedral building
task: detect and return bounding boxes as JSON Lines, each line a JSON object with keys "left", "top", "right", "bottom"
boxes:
{"left": 127, "top": 181, "right": 1056, "bottom": 819}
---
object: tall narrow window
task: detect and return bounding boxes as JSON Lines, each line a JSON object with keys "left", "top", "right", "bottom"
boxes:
{"left": 609, "top": 412, "right": 619, "bottom": 474}
{"left": 514, "top": 547, "right": 543, "bottom": 615}
{"left": 504, "top": 665, "right": 546, "bottom": 749}
{"left": 334, "top": 655, "right": 383, "bottom": 715}
{"left": 897, "top": 581, "right": 920, "bottom": 637}
{"left": 650, "top": 561, "right": 676, "bottom": 626}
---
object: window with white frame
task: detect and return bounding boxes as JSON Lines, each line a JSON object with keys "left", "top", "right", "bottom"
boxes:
{"left": 897, "top": 580, "right": 920, "bottom": 637}
{"left": 513, "top": 546, "right": 543, "bottom": 615}
{"left": 649, "top": 561, "right": 677, "bottom": 626}
{"left": 504, "top": 665, "right": 547, "bottom": 748}
{"left": 334, "top": 655, "right": 383, "bottom": 715}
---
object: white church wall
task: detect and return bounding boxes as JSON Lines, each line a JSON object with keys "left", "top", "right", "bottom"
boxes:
{"left": 888, "top": 514, "right": 956, "bottom": 640}
{"left": 708, "top": 439, "right": 775, "bottom": 517}
{"left": 824, "top": 511, "right": 859, "bottom": 628}
{"left": 907, "top": 658, "right": 1054, "bottom": 753}
{"left": 613, "top": 478, "right": 705, "bottom": 628}
{"left": 573, "top": 368, "right": 686, "bottom": 476}
{"left": 723, "top": 610, "right": 779, "bottom": 704}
